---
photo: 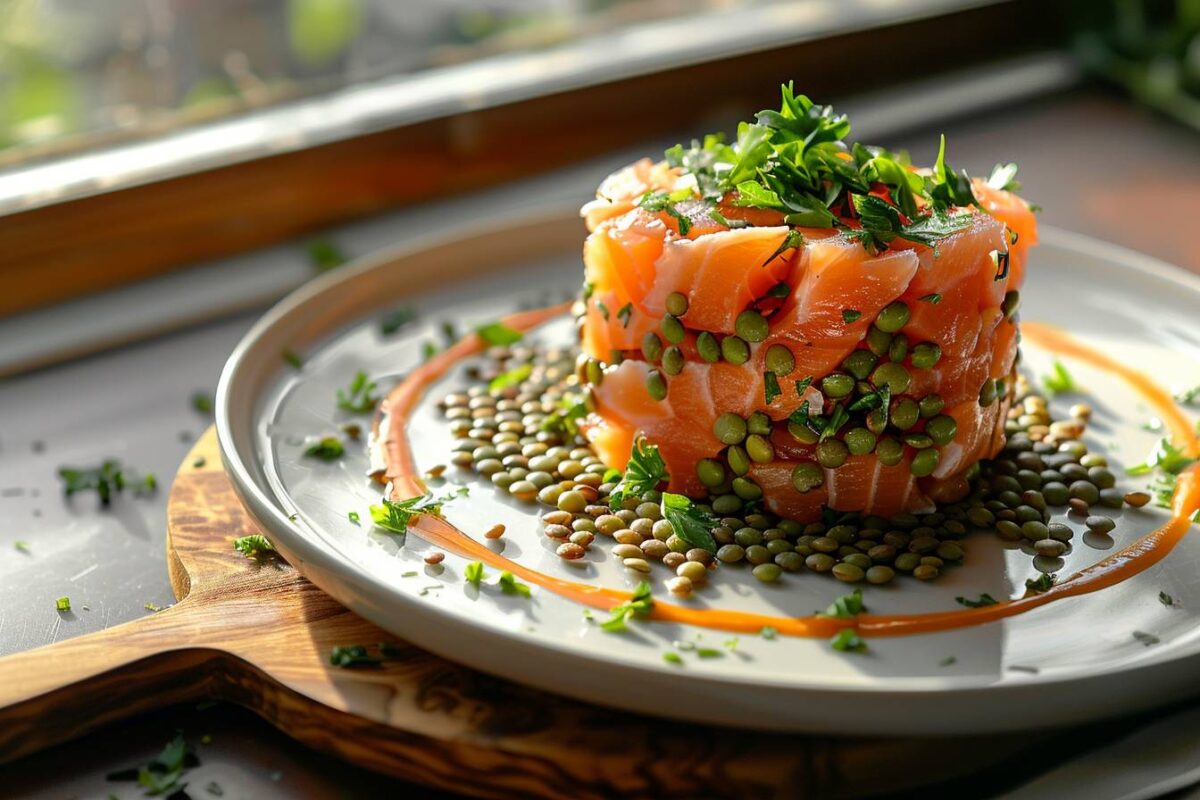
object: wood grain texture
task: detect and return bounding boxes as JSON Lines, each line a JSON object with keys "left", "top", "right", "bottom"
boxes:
{"left": 0, "top": 429, "right": 1042, "bottom": 798}
{"left": 0, "top": 1, "right": 1057, "bottom": 317}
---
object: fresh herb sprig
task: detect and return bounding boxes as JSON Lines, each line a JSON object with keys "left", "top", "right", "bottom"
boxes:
{"left": 660, "top": 492, "right": 718, "bottom": 553}
{"left": 369, "top": 487, "right": 468, "bottom": 535}
{"left": 600, "top": 581, "right": 654, "bottom": 632}
{"left": 336, "top": 371, "right": 379, "bottom": 414}
{"left": 58, "top": 460, "right": 156, "bottom": 505}
{"left": 608, "top": 438, "right": 669, "bottom": 509}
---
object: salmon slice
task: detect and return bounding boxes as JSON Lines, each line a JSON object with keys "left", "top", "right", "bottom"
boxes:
{"left": 749, "top": 456, "right": 932, "bottom": 521}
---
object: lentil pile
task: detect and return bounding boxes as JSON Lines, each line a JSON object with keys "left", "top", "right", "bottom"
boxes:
{"left": 438, "top": 340, "right": 1145, "bottom": 597}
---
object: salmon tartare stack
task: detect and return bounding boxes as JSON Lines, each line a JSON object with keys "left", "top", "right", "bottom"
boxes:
{"left": 575, "top": 84, "right": 1038, "bottom": 522}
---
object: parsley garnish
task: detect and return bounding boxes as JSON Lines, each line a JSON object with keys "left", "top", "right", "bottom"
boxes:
{"left": 841, "top": 309, "right": 862, "bottom": 324}
{"left": 476, "top": 321, "right": 524, "bottom": 346}
{"left": 1159, "top": 591, "right": 1175, "bottom": 606}
{"left": 830, "top": 628, "right": 867, "bottom": 653}
{"left": 764, "top": 371, "right": 782, "bottom": 405}
{"left": 336, "top": 371, "right": 379, "bottom": 414}
{"left": 1042, "top": 360, "right": 1077, "bottom": 395}
{"left": 987, "top": 162, "right": 1021, "bottom": 192}
{"left": 540, "top": 393, "right": 589, "bottom": 438}
{"left": 822, "top": 588, "right": 866, "bottom": 618}
{"left": 929, "top": 134, "right": 978, "bottom": 211}
{"left": 348, "top": 511, "right": 360, "bottom": 525}
{"left": 608, "top": 438, "right": 669, "bottom": 508}
{"left": 330, "top": 645, "right": 381, "bottom": 668}
{"left": 919, "top": 293, "right": 943, "bottom": 304}
{"left": 282, "top": 349, "right": 304, "bottom": 369}
{"left": 1175, "top": 384, "right": 1200, "bottom": 405}
{"left": 14, "top": 541, "right": 29, "bottom": 553}
{"left": 595, "top": 300, "right": 611, "bottom": 321}
{"left": 939, "top": 656, "right": 957, "bottom": 667}
{"left": 616, "top": 302, "right": 633, "bottom": 328}
{"left": 498, "top": 570, "right": 532, "bottom": 598}
{"left": 421, "top": 341, "right": 438, "bottom": 361}
{"left": 1025, "top": 573, "right": 1056, "bottom": 593}
{"left": 233, "top": 534, "right": 275, "bottom": 559}
{"left": 639, "top": 190, "right": 693, "bottom": 235}
{"left": 600, "top": 581, "right": 654, "bottom": 632}
{"left": 369, "top": 487, "right": 466, "bottom": 535}
{"left": 55, "top": 596, "right": 71, "bottom": 612}
{"left": 1127, "top": 437, "right": 1198, "bottom": 478}
{"left": 106, "top": 731, "right": 194, "bottom": 795}
{"left": 762, "top": 228, "right": 805, "bottom": 266}
{"left": 191, "top": 391, "right": 214, "bottom": 414}
{"left": 820, "top": 404, "right": 851, "bottom": 441}
{"left": 696, "top": 647, "right": 724, "bottom": 659}
{"left": 58, "top": 460, "right": 156, "bottom": 505}
{"left": 662, "top": 651, "right": 684, "bottom": 665}
{"left": 304, "top": 436, "right": 344, "bottom": 460}
{"left": 760, "top": 626, "right": 778, "bottom": 639}
{"left": 489, "top": 363, "right": 531, "bottom": 392}
{"left": 307, "top": 238, "right": 346, "bottom": 272}
{"left": 956, "top": 593, "right": 998, "bottom": 608}
{"left": 379, "top": 306, "right": 417, "bottom": 335}
{"left": 1132, "top": 630, "right": 1160, "bottom": 647}
{"left": 464, "top": 561, "right": 486, "bottom": 586}
{"left": 660, "top": 492, "right": 718, "bottom": 553}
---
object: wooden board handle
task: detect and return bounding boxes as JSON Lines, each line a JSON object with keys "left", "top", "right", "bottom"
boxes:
{"left": 0, "top": 603, "right": 221, "bottom": 763}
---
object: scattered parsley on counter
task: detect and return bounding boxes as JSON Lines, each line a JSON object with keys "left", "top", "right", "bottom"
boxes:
{"left": 282, "top": 349, "right": 304, "bottom": 369}
{"left": 14, "top": 541, "right": 29, "bottom": 553}
{"left": 463, "top": 561, "right": 486, "bottom": 587}
{"left": 303, "top": 436, "right": 345, "bottom": 461}
{"left": 192, "top": 457, "right": 207, "bottom": 469}
{"left": 105, "top": 731, "right": 196, "bottom": 796}
{"left": 191, "top": 391, "right": 214, "bottom": 414}
{"left": 600, "top": 582, "right": 654, "bottom": 632}
{"left": 58, "top": 460, "right": 156, "bottom": 505}
{"left": 379, "top": 306, "right": 418, "bottom": 336}
{"left": 55, "top": 596, "right": 71, "bottom": 612}
{"left": 369, "top": 487, "right": 467, "bottom": 535}
{"left": 233, "top": 534, "right": 276, "bottom": 560}
{"left": 330, "top": 645, "right": 382, "bottom": 668}
{"left": 335, "top": 371, "right": 379, "bottom": 414}
{"left": 476, "top": 321, "right": 524, "bottom": 346}
{"left": 307, "top": 238, "right": 346, "bottom": 273}
{"left": 939, "top": 656, "right": 958, "bottom": 667}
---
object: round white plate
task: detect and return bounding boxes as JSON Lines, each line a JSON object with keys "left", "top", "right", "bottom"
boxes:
{"left": 216, "top": 211, "right": 1200, "bottom": 734}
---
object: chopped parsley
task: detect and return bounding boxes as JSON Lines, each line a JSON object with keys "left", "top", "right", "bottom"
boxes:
{"left": 1042, "top": 359, "right": 1077, "bottom": 395}
{"left": 696, "top": 647, "right": 724, "bottom": 659}
{"left": 939, "top": 656, "right": 957, "bottom": 667}
{"left": 1132, "top": 630, "right": 1160, "bottom": 647}
{"left": 304, "top": 436, "right": 344, "bottom": 460}
{"left": 14, "top": 541, "right": 30, "bottom": 553}
{"left": 919, "top": 293, "right": 943, "bottom": 304}
{"left": 762, "top": 229, "right": 805, "bottom": 266}
{"left": 476, "top": 321, "right": 524, "bottom": 346}
{"left": 794, "top": 375, "right": 814, "bottom": 396}
{"left": 819, "top": 404, "right": 851, "bottom": 441}
{"left": 307, "top": 238, "right": 346, "bottom": 272}
{"left": 956, "top": 593, "right": 999, "bottom": 608}
{"left": 540, "top": 393, "right": 589, "bottom": 438}
{"left": 822, "top": 588, "right": 866, "bottom": 618}
{"left": 987, "top": 162, "right": 1021, "bottom": 192}
{"left": 369, "top": 487, "right": 467, "bottom": 535}
{"left": 1159, "top": 591, "right": 1175, "bottom": 606}
{"left": 1025, "top": 573, "right": 1056, "bottom": 593}
{"left": 55, "top": 596, "right": 71, "bottom": 612}
{"left": 764, "top": 371, "right": 782, "bottom": 405}
{"left": 616, "top": 302, "right": 634, "bottom": 328}
{"left": 348, "top": 511, "right": 361, "bottom": 525}
{"left": 463, "top": 561, "right": 486, "bottom": 587}
{"left": 760, "top": 626, "right": 778, "bottom": 639}
{"left": 498, "top": 570, "right": 532, "bottom": 598}
{"left": 191, "top": 391, "right": 214, "bottom": 414}
{"left": 336, "top": 371, "right": 379, "bottom": 414}
{"left": 1127, "top": 437, "right": 1197, "bottom": 509}
{"left": 1175, "top": 384, "right": 1200, "bottom": 405}
{"left": 830, "top": 628, "right": 867, "bottom": 653}
{"left": 379, "top": 306, "right": 417, "bottom": 335}
{"left": 600, "top": 581, "right": 654, "bottom": 632}
{"left": 58, "top": 460, "right": 156, "bottom": 505}
{"left": 233, "top": 534, "right": 276, "bottom": 559}
{"left": 663, "top": 651, "right": 684, "bottom": 665}
{"left": 193, "top": 457, "right": 206, "bottom": 468}
{"left": 595, "top": 300, "right": 611, "bottom": 321}
{"left": 330, "top": 645, "right": 382, "bottom": 668}
{"left": 282, "top": 349, "right": 304, "bottom": 369}
{"left": 421, "top": 341, "right": 438, "bottom": 361}
{"left": 489, "top": 363, "right": 532, "bottom": 392}
{"left": 639, "top": 190, "right": 693, "bottom": 236}
{"left": 105, "top": 731, "right": 194, "bottom": 795}
{"left": 609, "top": 438, "right": 669, "bottom": 508}
{"left": 841, "top": 309, "right": 862, "bottom": 324}
{"left": 660, "top": 492, "right": 718, "bottom": 553}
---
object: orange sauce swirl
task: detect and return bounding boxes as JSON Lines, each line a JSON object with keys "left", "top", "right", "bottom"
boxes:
{"left": 379, "top": 308, "right": 1200, "bottom": 638}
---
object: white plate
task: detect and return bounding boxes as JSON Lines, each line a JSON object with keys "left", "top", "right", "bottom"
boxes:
{"left": 217, "top": 212, "right": 1200, "bottom": 734}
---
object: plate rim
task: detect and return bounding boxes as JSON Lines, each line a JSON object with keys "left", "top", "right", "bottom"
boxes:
{"left": 215, "top": 211, "right": 1200, "bottom": 732}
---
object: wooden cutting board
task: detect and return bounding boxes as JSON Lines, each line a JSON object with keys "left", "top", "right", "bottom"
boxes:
{"left": 0, "top": 428, "right": 1039, "bottom": 798}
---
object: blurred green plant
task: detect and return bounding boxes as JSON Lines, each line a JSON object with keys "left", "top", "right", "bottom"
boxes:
{"left": 1073, "top": 0, "right": 1200, "bottom": 130}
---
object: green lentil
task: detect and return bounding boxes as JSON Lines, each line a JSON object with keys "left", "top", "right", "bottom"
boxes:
{"left": 791, "top": 462, "right": 824, "bottom": 492}
{"left": 717, "top": 544, "right": 745, "bottom": 563}
{"left": 665, "top": 291, "right": 689, "bottom": 317}
{"left": 832, "top": 562, "right": 865, "bottom": 583}
{"left": 904, "top": 433, "right": 934, "bottom": 449}
{"left": 747, "top": 411, "right": 772, "bottom": 436}
{"left": 925, "top": 416, "right": 958, "bottom": 447}
{"left": 1085, "top": 515, "right": 1116, "bottom": 534}
{"left": 1069, "top": 481, "right": 1100, "bottom": 505}
{"left": 1042, "top": 481, "right": 1069, "bottom": 505}
{"left": 765, "top": 538, "right": 792, "bottom": 556}
{"left": 732, "top": 477, "right": 763, "bottom": 501}
{"left": 766, "top": 345, "right": 795, "bottom": 376}
{"left": 697, "top": 332, "right": 721, "bottom": 363}
{"left": 697, "top": 459, "right": 726, "bottom": 488}
{"left": 641, "top": 332, "right": 663, "bottom": 362}
{"left": 734, "top": 527, "right": 763, "bottom": 547}
{"left": 788, "top": 421, "right": 820, "bottom": 444}
{"left": 822, "top": 372, "right": 855, "bottom": 398}
{"left": 845, "top": 427, "right": 878, "bottom": 456}
{"left": 1021, "top": 520, "right": 1049, "bottom": 541}
{"left": 775, "top": 551, "right": 804, "bottom": 572}
{"left": 752, "top": 563, "right": 782, "bottom": 582}
{"left": 735, "top": 310, "right": 769, "bottom": 343}
{"left": 894, "top": 552, "right": 920, "bottom": 572}
{"left": 978, "top": 378, "right": 998, "bottom": 406}
{"left": 806, "top": 553, "right": 835, "bottom": 572}
{"left": 714, "top": 413, "right": 748, "bottom": 445}
{"left": 876, "top": 301, "right": 910, "bottom": 333}
{"left": 910, "top": 448, "right": 940, "bottom": 477}
{"left": 919, "top": 394, "right": 945, "bottom": 418}
{"left": 712, "top": 494, "right": 743, "bottom": 515}
{"left": 842, "top": 350, "right": 878, "bottom": 380}
{"left": 645, "top": 370, "right": 668, "bottom": 401}
{"left": 995, "top": 520, "right": 1023, "bottom": 541}
{"left": 936, "top": 542, "right": 964, "bottom": 561}
{"left": 876, "top": 437, "right": 904, "bottom": 467}
{"left": 721, "top": 335, "right": 750, "bottom": 365}
{"left": 745, "top": 544, "right": 771, "bottom": 565}
{"left": 1098, "top": 488, "right": 1124, "bottom": 508}
{"left": 746, "top": 434, "right": 775, "bottom": 464}
{"left": 886, "top": 334, "right": 908, "bottom": 363}
{"left": 872, "top": 362, "right": 912, "bottom": 394}
{"left": 816, "top": 440, "right": 849, "bottom": 469}
{"left": 1087, "top": 467, "right": 1116, "bottom": 489}
{"left": 653, "top": 347, "right": 681, "bottom": 377}
{"left": 661, "top": 315, "right": 685, "bottom": 344}
{"left": 866, "top": 325, "right": 893, "bottom": 357}
{"left": 891, "top": 398, "right": 920, "bottom": 430}
{"left": 866, "top": 565, "right": 895, "bottom": 585}
{"left": 727, "top": 445, "right": 751, "bottom": 476}
{"left": 911, "top": 342, "right": 942, "bottom": 369}
{"left": 1002, "top": 290, "right": 1020, "bottom": 319}
{"left": 1047, "top": 522, "right": 1073, "bottom": 541}
{"left": 509, "top": 480, "right": 538, "bottom": 502}
{"left": 912, "top": 564, "right": 939, "bottom": 580}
